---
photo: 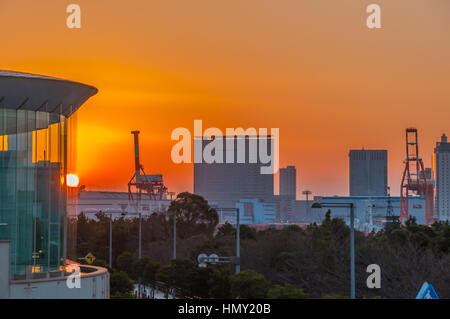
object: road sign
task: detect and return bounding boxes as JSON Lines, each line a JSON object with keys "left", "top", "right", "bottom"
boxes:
{"left": 197, "top": 253, "right": 207, "bottom": 263}
{"left": 84, "top": 252, "right": 96, "bottom": 265}
{"left": 416, "top": 282, "right": 439, "bottom": 299}
{"left": 209, "top": 254, "right": 219, "bottom": 264}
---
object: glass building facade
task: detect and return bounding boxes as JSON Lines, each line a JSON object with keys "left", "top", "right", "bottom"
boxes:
{"left": 0, "top": 71, "right": 97, "bottom": 277}
{"left": 0, "top": 109, "right": 68, "bottom": 275}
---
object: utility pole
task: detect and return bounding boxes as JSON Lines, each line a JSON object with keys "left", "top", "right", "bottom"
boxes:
{"left": 109, "top": 214, "right": 113, "bottom": 267}
{"left": 173, "top": 211, "right": 177, "bottom": 259}
{"left": 236, "top": 208, "right": 240, "bottom": 274}
{"left": 138, "top": 212, "right": 142, "bottom": 259}
{"left": 350, "top": 204, "right": 355, "bottom": 299}
{"left": 138, "top": 212, "right": 142, "bottom": 299}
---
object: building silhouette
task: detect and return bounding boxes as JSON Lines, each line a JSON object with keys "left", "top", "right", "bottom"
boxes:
{"left": 434, "top": 133, "right": 450, "bottom": 221}
{"left": 279, "top": 166, "right": 296, "bottom": 199}
{"left": 194, "top": 135, "right": 274, "bottom": 209}
{"left": 349, "top": 149, "right": 387, "bottom": 196}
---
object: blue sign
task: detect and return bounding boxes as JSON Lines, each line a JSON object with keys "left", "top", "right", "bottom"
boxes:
{"left": 416, "top": 282, "right": 439, "bottom": 299}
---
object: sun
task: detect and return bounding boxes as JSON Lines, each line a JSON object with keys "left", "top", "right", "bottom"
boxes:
{"left": 66, "top": 174, "right": 80, "bottom": 188}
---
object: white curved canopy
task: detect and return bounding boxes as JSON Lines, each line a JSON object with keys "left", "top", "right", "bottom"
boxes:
{"left": 0, "top": 70, "right": 98, "bottom": 117}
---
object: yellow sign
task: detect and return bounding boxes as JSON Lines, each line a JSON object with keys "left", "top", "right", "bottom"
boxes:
{"left": 85, "top": 252, "right": 96, "bottom": 264}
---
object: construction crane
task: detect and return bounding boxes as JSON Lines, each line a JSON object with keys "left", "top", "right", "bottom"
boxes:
{"left": 128, "top": 131, "right": 168, "bottom": 208}
{"left": 399, "top": 128, "right": 434, "bottom": 225}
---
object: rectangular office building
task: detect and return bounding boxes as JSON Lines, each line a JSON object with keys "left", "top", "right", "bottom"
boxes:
{"left": 279, "top": 166, "right": 296, "bottom": 199}
{"left": 194, "top": 135, "right": 274, "bottom": 208}
{"left": 434, "top": 134, "right": 450, "bottom": 221}
{"left": 349, "top": 149, "right": 387, "bottom": 196}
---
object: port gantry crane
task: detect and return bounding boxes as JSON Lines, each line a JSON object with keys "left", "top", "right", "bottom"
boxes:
{"left": 399, "top": 128, "right": 434, "bottom": 225}
{"left": 128, "top": 131, "right": 168, "bottom": 207}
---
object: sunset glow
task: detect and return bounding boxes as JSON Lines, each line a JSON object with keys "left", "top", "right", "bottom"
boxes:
{"left": 2, "top": 0, "right": 450, "bottom": 197}
{"left": 66, "top": 174, "right": 80, "bottom": 188}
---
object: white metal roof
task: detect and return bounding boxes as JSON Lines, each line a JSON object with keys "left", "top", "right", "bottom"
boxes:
{"left": 0, "top": 70, "right": 97, "bottom": 117}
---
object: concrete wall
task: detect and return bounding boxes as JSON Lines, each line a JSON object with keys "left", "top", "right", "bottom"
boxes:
{"left": 9, "top": 265, "right": 109, "bottom": 299}
{"left": 0, "top": 241, "right": 10, "bottom": 298}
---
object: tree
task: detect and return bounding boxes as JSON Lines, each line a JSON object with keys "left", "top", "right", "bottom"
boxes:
{"left": 143, "top": 260, "right": 161, "bottom": 287}
{"left": 230, "top": 270, "right": 270, "bottom": 299}
{"left": 110, "top": 271, "right": 134, "bottom": 297}
{"left": 217, "top": 222, "right": 235, "bottom": 237}
{"left": 167, "top": 192, "right": 218, "bottom": 239}
{"left": 132, "top": 256, "right": 151, "bottom": 281}
{"left": 208, "top": 268, "right": 232, "bottom": 299}
{"left": 322, "top": 293, "right": 349, "bottom": 299}
{"left": 156, "top": 264, "right": 174, "bottom": 298}
{"left": 267, "top": 284, "right": 308, "bottom": 299}
{"left": 240, "top": 225, "right": 257, "bottom": 240}
{"left": 116, "top": 251, "right": 136, "bottom": 275}
{"left": 169, "top": 258, "right": 197, "bottom": 296}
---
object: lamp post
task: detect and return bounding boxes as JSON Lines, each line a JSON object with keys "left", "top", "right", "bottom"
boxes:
{"left": 311, "top": 202, "right": 355, "bottom": 299}
{"left": 122, "top": 210, "right": 143, "bottom": 298}
{"left": 173, "top": 210, "right": 177, "bottom": 260}
{"left": 236, "top": 207, "right": 240, "bottom": 274}
{"left": 109, "top": 213, "right": 113, "bottom": 267}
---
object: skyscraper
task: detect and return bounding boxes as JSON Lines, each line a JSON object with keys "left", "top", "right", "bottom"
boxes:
{"left": 349, "top": 149, "right": 387, "bottom": 196}
{"left": 194, "top": 135, "right": 274, "bottom": 208}
{"left": 279, "top": 166, "right": 296, "bottom": 199}
{"left": 434, "top": 133, "right": 450, "bottom": 221}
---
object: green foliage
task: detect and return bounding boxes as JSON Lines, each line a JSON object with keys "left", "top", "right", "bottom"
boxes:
{"left": 143, "top": 260, "right": 161, "bottom": 286}
{"left": 167, "top": 192, "right": 219, "bottom": 239}
{"left": 230, "top": 270, "right": 270, "bottom": 299}
{"left": 208, "top": 268, "right": 232, "bottom": 299}
{"left": 282, "top": 224, "right": 304, "bottom": 233}
{"left": 217, "top": 222, "right": 235, "bottom": 237}
{"left": 111, "top": 291, "right": 136, "bottom": 299}
{"left": 76, "top": 204, "right": 450, "bottom": 299}
{"left": 132, "top": 256, "right": 151, "bottom": 281}
{"left": 110, "top": 271, "right": 134, "bottom": 295}
{"left": 267, "top": 284, "right": 308, "bottom": 299}
{"left": 240, "top": 225, "right": 257, "bottom": 240}
{"left": 216, "top": 223, "right": 257, "bottom": 240}
{"left": 322, "top": 294, "right": 349, "bottom": 299}
{"left": 116, "top": 251, "right": 136, "bottom": 275}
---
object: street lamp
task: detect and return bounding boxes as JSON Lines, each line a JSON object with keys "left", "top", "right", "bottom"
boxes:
{"left": 109, "top": 213, "right": 112, "bottom": 267}
{"left": 311, "top": 202, "right": 355, "bottom": 299}
{"left": 172, "top": 210, "right": 177, "bottom": 260}
{"left": 122, "top": 210, "right": 143, "bottom": 298}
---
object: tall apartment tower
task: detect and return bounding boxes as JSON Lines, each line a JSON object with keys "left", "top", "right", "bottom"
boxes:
{"left": 194, "top": 135, "right": 274, "bottom": 209}
{"left": 279, "top": 166, "right": 296, "bottom": 199}
{"left": 349, "top": 149, "right": 387, "bottom": 196}
{"left": 434, "top": 133, "right": 450, "bottom": 221}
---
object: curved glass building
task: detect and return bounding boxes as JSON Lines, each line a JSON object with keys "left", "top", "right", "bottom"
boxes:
{"left": 0, "top": 71, "right": 97, "bottom": 276}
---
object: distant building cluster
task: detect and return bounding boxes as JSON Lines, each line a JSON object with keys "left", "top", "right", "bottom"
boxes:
{"left": 190, "top": 132, "right": 450, "bottom": 228}
{"left": 77, "top": 134, "right": 450, "bottom": 229}
{"left": 75, "top": 191, "right": 172, "bottom": 218}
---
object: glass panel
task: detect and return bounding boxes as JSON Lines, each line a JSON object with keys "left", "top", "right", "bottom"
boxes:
{"left": 0, "top": 108, "right": 68, "bottom": 277}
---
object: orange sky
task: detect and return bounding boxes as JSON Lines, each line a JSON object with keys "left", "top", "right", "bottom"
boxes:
{"left": 1, "top": 0, "right": 450, "bottom": 197}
